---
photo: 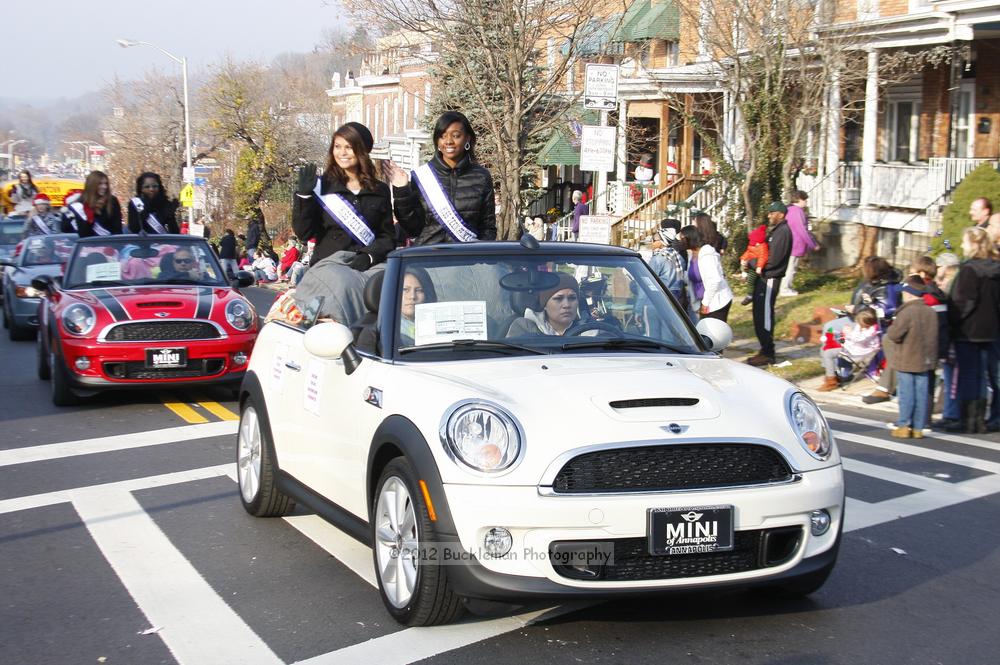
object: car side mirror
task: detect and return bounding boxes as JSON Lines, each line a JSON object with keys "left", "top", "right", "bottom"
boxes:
{"left": 304, "top": 321, "right": 362, "bottom": 375}
{"left": 696, "top": 317, "right": 732, "bottom": 351}
{"left": 232, "top": 270, "right": 255, "bottom": 288}
{"left": 31, "top": 274, "right": 54, "bottom": 293}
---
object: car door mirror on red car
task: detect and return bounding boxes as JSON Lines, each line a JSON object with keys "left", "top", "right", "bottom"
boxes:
{"left": 232, "top": 270, "right": 255, "bottom": 289}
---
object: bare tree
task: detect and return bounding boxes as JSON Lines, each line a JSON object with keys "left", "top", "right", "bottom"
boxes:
{"left": 343, "top": 0, "right": 627, "bottom": 239}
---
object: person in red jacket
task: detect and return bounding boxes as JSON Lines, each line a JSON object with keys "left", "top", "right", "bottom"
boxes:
{"left": 278, "top": 239, "right": 301, "bottom": 282}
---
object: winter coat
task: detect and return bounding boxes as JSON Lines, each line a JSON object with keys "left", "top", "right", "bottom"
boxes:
{"left": 883, "top": 298, "right": 939, "bottom": 373}
{"left": 126, "top": 197, "right": 180, "bottom": 234}
{"left": 393, "top": 154, "right": 497, "bottom": 245}
{"left": 696, "top": 244, "right": 733, "bottom": 313}
{"left": 21, "top": 212, "right": 62, "bottom": 238}
{"left": 948, "top": 258, "right": 1000, "bottom": 343}
{"left": 786, "top": 204, "right": 817, "bottom": 257}
{"left": 292, "top": 176, "right": 395, "bottom": 268}
{"left": 920, "top": 280, "right": 950, "bottom": 359}
{"left": 851, "top": 268, "right": 902, "bottom": 321}
{"left": 245, "top": 221, "right": 261, "bottom": 249}
{"left": 62, "top": 198, "right": 123, "bottom": 237}
{"left": 762, "top": 220, "right": 792, "bottom": 279}
{"left": 219, "top": 234, "right": 237, "bottom": 260}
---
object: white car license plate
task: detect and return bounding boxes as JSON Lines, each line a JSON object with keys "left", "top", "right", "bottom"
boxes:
{"left": 648, "top": 505, "right": 734, "bottom": 556}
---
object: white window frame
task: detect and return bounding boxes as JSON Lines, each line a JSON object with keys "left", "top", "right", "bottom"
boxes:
{"left": 884, "top": 96, "right": 921, "bottom": 163}
{"left": 858, "top": 0, "right": 879, "bottom": 21}
{"left": 954, "top": 80, "right": 975, "bottom": 158}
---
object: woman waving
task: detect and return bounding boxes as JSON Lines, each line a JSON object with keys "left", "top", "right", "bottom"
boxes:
{"left": 292, "top": 122, "right": 394, "bottom": 269}
{"left": 62, "top": 171, "right": 123, "bottom": 237}
{"left": 385, "top": 111, "right": 497, "bottom": 245}
{"left": 127, "top": 172, "right": 180, "bottom": 234}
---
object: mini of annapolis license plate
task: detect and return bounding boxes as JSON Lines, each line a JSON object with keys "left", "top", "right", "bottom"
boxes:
{"left": 648, "top": 505, "right": 734, "bottom": 556}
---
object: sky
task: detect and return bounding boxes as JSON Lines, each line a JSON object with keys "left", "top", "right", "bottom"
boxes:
{"left": 4, "top": 0, "right": 347, "bottom": 102}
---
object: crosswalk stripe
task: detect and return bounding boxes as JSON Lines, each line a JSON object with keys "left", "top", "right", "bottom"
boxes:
{"left": 842, "top": 458, "right": 953, "bottom": 491}
{"left": 834, "top": 430, "right": 1000, "bottom": 474}
{"left": 824, "top": 410, "right": 1000, "bottom": 452}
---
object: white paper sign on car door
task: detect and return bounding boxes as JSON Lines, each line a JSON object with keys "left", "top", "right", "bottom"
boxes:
{"left": 303, "top": 360, "right": 324, "bottom": 417}
{"left": 413, "top": 301, "right": 488, "bottom": 346}
{"left": 271, "top": 343, "right": 288, "bottom": 391}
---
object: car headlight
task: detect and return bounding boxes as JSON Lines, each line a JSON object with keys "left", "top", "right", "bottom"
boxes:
{"left": 226, "top": 298, "right": 255, "bottom": 331}
{"left": 15, "top": 285, "right": 43, "bottom": 298}
{"left": 788, "top": 391, "right": 833, "bottom": 460}
{"left": 441, "top": 401, "right": 523, "bottom": 473}
{"left": 62, "top": 303, "right": 96, "bottom": 336}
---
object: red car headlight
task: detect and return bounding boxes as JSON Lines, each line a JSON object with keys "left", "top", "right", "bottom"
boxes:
{"left": 62, "top": 303, "right": 96, "bottom": 336}
{"left": 226, "top": 298, "right": 255, "bottom": 331}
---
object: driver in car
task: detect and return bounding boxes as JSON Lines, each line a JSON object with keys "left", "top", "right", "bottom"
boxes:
{"left": 506, "top": 272, "right": 580, "bottom": 336}
{"left": 161, "top": 248, "right": 202, "bottom": 281}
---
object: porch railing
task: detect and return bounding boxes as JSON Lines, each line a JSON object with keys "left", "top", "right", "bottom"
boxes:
{"left": 928, "top": 157, "right": 999, "bottom": 195}
{"left": 610, "top": 177, "right": 706, "bottom": 248}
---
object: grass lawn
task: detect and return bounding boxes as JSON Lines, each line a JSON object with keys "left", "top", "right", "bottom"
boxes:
{"left": 727, "top": 267, "right": 857, "bottom": 342}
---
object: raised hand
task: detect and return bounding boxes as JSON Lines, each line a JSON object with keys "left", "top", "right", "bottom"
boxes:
{"left": 383, "top": 161, "right": 409, "bottom": 188}
{"left": 297, "top": 163, "right": 318, "bottom": 195}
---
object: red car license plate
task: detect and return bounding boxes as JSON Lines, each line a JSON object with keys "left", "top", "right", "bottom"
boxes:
{"left": 145, "top": 347, "right": 188, "bottom": 369}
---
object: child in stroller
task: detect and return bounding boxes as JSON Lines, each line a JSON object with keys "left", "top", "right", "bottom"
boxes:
{"left": 818, "top": 308, "right": 881, "bottom": 391}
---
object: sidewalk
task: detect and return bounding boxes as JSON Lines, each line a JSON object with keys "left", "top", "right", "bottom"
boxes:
{"left": 723, "top": 335, "right": 898, "bottom": 416}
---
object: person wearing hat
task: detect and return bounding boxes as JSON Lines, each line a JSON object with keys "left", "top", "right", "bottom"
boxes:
{"left": 384, "top": 110, "right": 497, "bottom": 245}
{"left": 22, "top": 193, "right": 62, "bottom": 237}
{"left": 506, "top": 273, "right": 581, "bottom": 336}
{"left": 747, "top": 201, "right": 793, "bottom": 366}
{"left": 883, "top": 276, "right": 939, "bottom": 438}
{"left": 293, "top": 121, "right": 394, "bottom": 270}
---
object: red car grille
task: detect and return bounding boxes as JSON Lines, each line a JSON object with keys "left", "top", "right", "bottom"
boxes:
{"left": 103, "top": 359, "right": 226, "bottom": 380}
{"left": 104, "top": 321, "right": 221, "bottom": 342}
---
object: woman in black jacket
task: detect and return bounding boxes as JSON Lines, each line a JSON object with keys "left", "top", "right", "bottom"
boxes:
{"left": 292, "top": 122, "right": 394, "bottom": 269}
{"left": 947, "top": 226, "right": 1000, "bottom": 432}
{"left": 384, "top": 110, "right": 497, "bottom": 245}
{"left": 62, "top": 170, "right": 123, "bottom": 237}
{"left": 127, "top": 172, "right": 180, "bottom": 234}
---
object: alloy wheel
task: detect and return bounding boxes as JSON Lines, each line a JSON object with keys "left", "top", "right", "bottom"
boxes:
{"left": 237, "top": 406, "right": 262, "bottom": 503}
{"left": 375, "top": 477, "right": 419, "bottom": 608}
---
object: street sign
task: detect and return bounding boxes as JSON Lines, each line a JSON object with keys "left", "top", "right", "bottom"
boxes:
{"left": 579, "top": 125, "right": 616, "bottom": 173}
{"left": 578, "top": 215, "right": 614, "bottom": 244}
{"left": 194, "top": 177, "right": 207, "bottom": 186}
{"left": 188, "top": 222, "right": 205, "bottom": 237}
{"left": 179, "top": 184, "right": 194, "bottom": 207}
{"left": 182, "top": 167, "right": 195, "bottom": 183}
{"left": 584, "top": 64, "right": 619, "bottom": 111}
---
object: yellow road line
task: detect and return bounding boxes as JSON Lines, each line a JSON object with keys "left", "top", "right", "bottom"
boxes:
{"left": 198, "top": 401, "right": 239, "bottom": 421}
{"left": 161, "top": 396, "right": 210, "bottom": 424}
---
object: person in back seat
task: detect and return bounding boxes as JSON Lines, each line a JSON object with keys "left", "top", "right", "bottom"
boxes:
{"left": 399, "top": 267, "right": 436, "bottom": 346}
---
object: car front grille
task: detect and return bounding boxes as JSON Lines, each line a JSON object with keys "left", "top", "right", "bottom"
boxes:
{"left": 551, "top": 444, "right": 793, "bottom": 494}
{"left": 103, "top": 359, "right": 225, "bottom": 380}
{"left": 550, "top": 527, "right": 803, "bottom": 582}
{"left": 104, "top": 321, "right": 221, "bottom": 342}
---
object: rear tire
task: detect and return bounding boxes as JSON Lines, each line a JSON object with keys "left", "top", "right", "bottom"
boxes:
{"left": 37, "top": 332, "right": 50, "bottom": 380}
{"left": 50, "top": 348, "right": 79, "bottom": 406}
{"left": 237, "top": 399, "right": 294, "bottom": 517}
{"left": 9, "top": 321, "right": 34, "bottom": 341}
{"left": 372, "top": 458, "right": 464, "bottom": 626}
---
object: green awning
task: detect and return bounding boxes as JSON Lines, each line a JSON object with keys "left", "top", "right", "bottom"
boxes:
{"left": 536, "top": 113, "right": 601, "bottom": 167}
{"left": 613, "top": 0, "right": 680, "bottom": 42}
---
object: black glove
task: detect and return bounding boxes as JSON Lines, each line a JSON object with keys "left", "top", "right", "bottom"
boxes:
{"left": 296, "top": 163, "right": 318, "bottom": 195}
{"left": 348, "top": 252, "right": 372, "bottom": 271}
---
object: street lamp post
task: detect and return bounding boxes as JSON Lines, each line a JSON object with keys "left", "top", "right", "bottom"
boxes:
{"left": 116, "top": 38, "right": 195, "bottom": 231}
{"left": 3, "top": 139, "right": 27, "bottom": 173}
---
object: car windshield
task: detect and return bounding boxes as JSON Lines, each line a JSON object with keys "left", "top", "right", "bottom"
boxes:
{"left": 22, "top": 235, "right": 76, "bottom": 266}
{"left": 62, "top": 237, "right": 227, "bottom": 289}
{"left": 391, "top": 253, "right": 704, "bottom": 360}
{"left": 0, "top": 219, "right": 23, "bottom": 244}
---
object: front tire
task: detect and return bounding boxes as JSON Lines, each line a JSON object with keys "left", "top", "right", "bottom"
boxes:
{"left": 50, "top": 348, "right": 79, "bottom": 406}
{"left": 237, "top": 399, "right": 294, "bottom": 517}
{"left": 372, "top": 458, "right": 463, "bottom": 626}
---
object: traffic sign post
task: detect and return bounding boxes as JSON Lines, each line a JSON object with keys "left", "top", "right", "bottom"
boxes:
{"left": 179, "top": 184, "right": 194, "bottom": 208}
{"left": 584, "top": 64, "right": 619, "bottom": 111}
{"left": 580, "top": 126, "right": 616, "bottom": 173}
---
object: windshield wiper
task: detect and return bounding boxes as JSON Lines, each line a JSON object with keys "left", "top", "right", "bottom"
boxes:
{"left": 560, "top": 338, "right": 693, "bottom": 354}
{"left": 398, "top": 338, "right": 548, "bottom": 356}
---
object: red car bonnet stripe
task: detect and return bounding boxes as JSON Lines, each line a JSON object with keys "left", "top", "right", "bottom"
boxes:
{"left": 92, "top": 289, "right": 130, "bottom": 322}
{"left": 195, "top": 287, "right": 214, "bottom": 320}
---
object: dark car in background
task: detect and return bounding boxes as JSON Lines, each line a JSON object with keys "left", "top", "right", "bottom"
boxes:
{"left": 2, "top": 234, "right": 76, "bottom": 339}
{"left": 0, "top": 214, "right": 25, "bottom": 267}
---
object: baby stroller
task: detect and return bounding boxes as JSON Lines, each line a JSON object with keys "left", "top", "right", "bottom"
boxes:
{"left": 823, "top": 309, "right": 884, "bottom": 389}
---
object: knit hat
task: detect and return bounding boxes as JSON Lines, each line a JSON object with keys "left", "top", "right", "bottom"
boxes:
{"left": 935, "top": 252, "right": 960, "bottom": 268}
{"left": 748, "top": 224, "right": 767, "bottom": 245}
{"left": 344, "top": 122, "right": 374, "bottom": 152}
{"left": 538, "top": 272, "right": 579, "bottom": 308}
{"left": 768, "top": 201, "right": 788, "bottom": 214}
{"left": 34, "top": 193, "right": 51, "bottom": 204}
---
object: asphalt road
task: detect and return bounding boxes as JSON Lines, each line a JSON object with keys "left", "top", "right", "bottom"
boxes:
{"left": 2, "top": 285, "right": 999, "bottom": 665}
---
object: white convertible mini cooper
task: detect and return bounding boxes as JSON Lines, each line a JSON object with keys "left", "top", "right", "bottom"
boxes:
{"left": 237, "top": 239, "right": 844, "bottom": 626}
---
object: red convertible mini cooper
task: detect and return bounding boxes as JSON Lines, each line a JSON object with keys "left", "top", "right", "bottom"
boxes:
{"left": 33, "top": 234, "right": 258, "bottom": 405}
